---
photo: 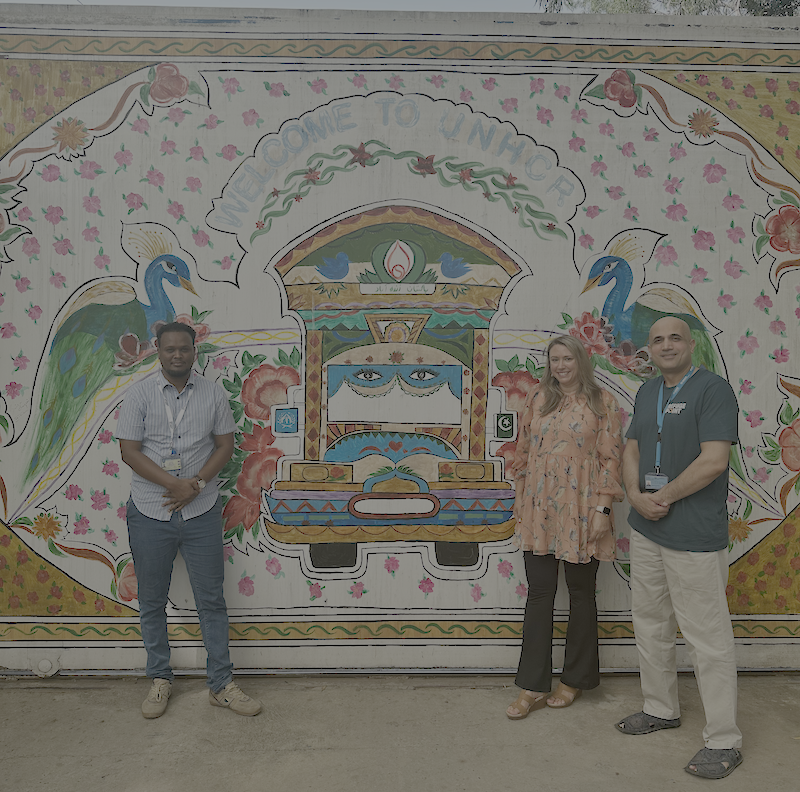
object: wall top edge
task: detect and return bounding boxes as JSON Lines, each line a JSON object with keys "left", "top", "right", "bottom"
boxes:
{"left": 0, "top": 6, "right": 800, "bottom": 45}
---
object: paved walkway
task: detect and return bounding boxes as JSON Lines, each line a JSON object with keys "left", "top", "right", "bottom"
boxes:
{"left": 1, "top": 672, "right": 798, "bottom": 791}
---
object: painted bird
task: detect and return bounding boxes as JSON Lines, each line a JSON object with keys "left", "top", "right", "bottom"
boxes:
{"left": 26, "top": 224, "right": 198, "bottom": 483}
{"left": 316, "top": 251, "right": 350, "bottom": 280}
{"left": 580, "top": 229, "right": 720, "bottom": 375}
{"left": 438, "top": 252, "right": 471, "bottom": 278}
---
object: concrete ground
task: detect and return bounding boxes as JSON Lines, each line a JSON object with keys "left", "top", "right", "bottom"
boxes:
{"left": 0, "top": 672, "right": 798, "bottom": 791}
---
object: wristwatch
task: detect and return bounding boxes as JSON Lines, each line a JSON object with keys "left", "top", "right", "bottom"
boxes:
{"left": 195, "top": 477, "right": 206, "bottom": 490}
{"left": 595, "top": 505, "right": 611, "bottom": 515}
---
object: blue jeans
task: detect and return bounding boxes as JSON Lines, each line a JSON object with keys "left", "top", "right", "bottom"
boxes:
{"left": 126, "top": 498, "right": 233, "bottom": 692}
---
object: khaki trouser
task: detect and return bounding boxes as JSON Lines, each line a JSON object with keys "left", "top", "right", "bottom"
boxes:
{"left": 630, "top": 529, "right": 742, "bottom": 749}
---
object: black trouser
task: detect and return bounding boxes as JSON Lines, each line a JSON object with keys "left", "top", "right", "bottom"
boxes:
{"left": 515, "top": 551, "right": 601, "bottom": 693}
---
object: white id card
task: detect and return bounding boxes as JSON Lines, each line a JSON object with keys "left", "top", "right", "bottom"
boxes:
{"left": 161, "top": 453, "right": 182, "bottom": 473}
{"left": 645, "top": 472, "right": 669, "bottom": 491}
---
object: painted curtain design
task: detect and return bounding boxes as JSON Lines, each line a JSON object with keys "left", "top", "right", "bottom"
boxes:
{"left": 1, "top": 15, "right": 799, "bottom": 669}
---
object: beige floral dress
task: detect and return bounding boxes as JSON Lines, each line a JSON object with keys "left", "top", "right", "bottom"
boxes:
{"left": 511, "top": 387, "right": 624, "bottom": 564}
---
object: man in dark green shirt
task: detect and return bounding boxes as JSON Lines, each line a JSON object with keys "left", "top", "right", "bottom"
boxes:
{"left": 615, "top": 317, "right": 742, "bottom": 780}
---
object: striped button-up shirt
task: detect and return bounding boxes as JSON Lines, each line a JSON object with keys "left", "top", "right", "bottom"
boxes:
{"left": 116, "top": 370, "right": 236, "bottom": 521}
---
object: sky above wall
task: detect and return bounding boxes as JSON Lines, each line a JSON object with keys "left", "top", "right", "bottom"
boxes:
{"left": 5, "top": 0, "right": 545, "bottom": 10}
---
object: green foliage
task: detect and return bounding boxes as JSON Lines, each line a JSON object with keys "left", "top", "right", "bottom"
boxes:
{"left": 273, "top": 347, "right": 302, "bottom": 370}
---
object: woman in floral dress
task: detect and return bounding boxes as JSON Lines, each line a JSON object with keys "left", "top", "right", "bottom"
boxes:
{"left": 506, "top": 335, "right": 623, "bottom": 718}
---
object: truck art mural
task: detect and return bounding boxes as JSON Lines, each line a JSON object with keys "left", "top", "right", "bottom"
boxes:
{"left": 0, "top": 9, "right": 799, "bottom": 673}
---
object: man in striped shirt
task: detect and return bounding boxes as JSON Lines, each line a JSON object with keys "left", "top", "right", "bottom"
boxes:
{"left": 118, "top": 321, "right": 261, "bottom": 719}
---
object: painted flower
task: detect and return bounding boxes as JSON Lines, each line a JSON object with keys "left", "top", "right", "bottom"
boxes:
{"left": 585, "top": 205, "right": 601, "bottom": 219}
{"left": 125, "top": 193, "right": 144, "bottom": 210}
{"left": 744, "top": 410, "right": 763, "bottom": 428}
{"left": 655, "top": 244, "right": 677, "bottom": 267}
{"left": 501, "top": 97, "right": 518, "bottom": 113}
{"left": 723, "top": 193, "right": 744, "bottom": 211}
{"left": 536, "top": 107, "right": 553, "bottom": 125}
{"left": 308, "top": 582, "right": 324, "bottom": 600}
{"left": 470, "top": 585, "right": 484, "bottom": 603}
{"left": 717, "top": 293, "right": 735, "bottom": 311}
{"left": 265, "top": 557, "right": 283, "bottom": 577}
{"left": 27, "top": 305, "right": 43, "bottom": 321}
{"left": 692, "top": 229, "right": 715, "bottom": 250}
{"left": 186, "top": 177, "right": 202, "bottom": 193}
{"left": 53, "top": 239, "right": 73, "bottom": 256}
{"left": 241, "top": 364, "right": 301, "bottom": 422}
{"left": 131, "top": 118, "right": 150, "bottom": 134}
{"left": 579, "top": 233, "right": 594, "bottom": 249}
{"left": 606, "top": 186, "right": 624, "bottom": 200}
{"left": 149, "top": 63, "right": 189, "bottom": 103}
{"left": 220, "top": 144, "right": 239, "bottom": 161}
{"left": 22, "top": 238, "right": 40, "bottom": 259}
{"left": 603, "top": 69, "right": 636, "bottom": 108}
{"left": 669, "top": 143, "right": 687, "bottom": 161}
{"left": 497, "top": 559, "right": 514, "bottom": 579}
{"left": 568, "top": 135, "right": 585, "bottom": 152}
{"left": 222, "top": 76, "right": 241, "bottom": 96}
{"left": 620, "top": 141, "right": 635, "bottom": 157}
{"left": 554, "top": 84, "right": 570, "bottom": 101}
{"left": 91, "top": 490, "right": 110, "bottom": 510}
{"left": 222, "top": 495, "right": 261, "bottom": 534}
{"left": 1, "top": 323, "right": 18, "bottom": 339}
{"left": 634, "top": 164, "right": 652, "bottom": 178}
{"left": 349, "top": 582, "right": 366, "bottom": 599}
{"left": 44, "top": 205, "right": 64, "bottom": 225}
{"left": 772, "top": 346, "right": 790, "bottom": 363}
{"left": 727, "top": 226, "right": 745, "bottom": 244}
{"left": 309, "top": 78, "right": 328, "bottom": 94}
{"left": 765, "top": 205, "right": 800, "bottom": 254}
{"left": 570, "top": 311, "right": 610, "bottom": 357}
{"left": 5, "top": 382, "right": 22, "bottom": 399}
{"left": 118, "top": 562, "right": 138, "bottom": 601}
{"left": 703, "top": 162, "right": 726, "bottom": 183}
{"left": 599, "top": 122, "right": 614, "bottom": 136}
{"left": 754, "top": 293, "right": 773, "bottom": 312}
{"left": 384, "top": 556, "right": 399, "bottom": 575}
{"left": 238, "top": 574, "right": 255, "bottom": 597}
{"left": 590, "top": 160, "right": 607, "bottom": 177}
{"left": 737, "top": 332, "right": 759, "bottom": 355}
{"left": 724, "top": 259, "right": 745, "bottom": 278}
{"left": 460, "top": 88, "right": 473, "bottom": 102}
{"left": 41, "top": 164, "right": 61, "bottom": 182}
{"left": 418, "top": 577, "right": 434, "bottom": 595}
{"left": 192, "top": 229, "right": 210, "bottom": 247}
{"left": 65, "top": 484, "right": 83, "bottom": 500}
{"left": 770, "top": 318, "right": 786, "bottom": 335}
{"left": 83, "top": 194, "right": 101, "bottom": 213}
{"left": 145, "top": 168, "right": 165, "bottom": 188}
{"left": 491, "top": 371, "right": 539, "bottom": 413}
{"left": 665, "top": 203, "right": 687, "bottom": 222}
{"left": 663, "top": 176, "right": 681, "bottom": 194}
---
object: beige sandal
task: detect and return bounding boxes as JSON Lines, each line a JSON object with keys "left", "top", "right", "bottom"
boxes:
{"left": 506, "top": 690, "right": 548, "bottom": 720}
{"left": 547, "top": 682, "right": 582, "bottom": 708}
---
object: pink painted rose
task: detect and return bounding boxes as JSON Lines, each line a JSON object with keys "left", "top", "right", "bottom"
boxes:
{"left": 745, "top": 410, "right": 763, "bottom": 428}
{"left": 27, "top": 305, "right": 42, "bottom": 321}
{"left": 515, "top": 583, "right": 528, "bottom": 599}
{"left": 717, "top": 293, "right": 734, "bottom": 310}
{"left": 568, "top": 135, "right": 585, "bottom": 151}
{"left": 786, "top": 100, "right": 800, "bottom": 115}
{"left": 186, "top": 177, "right": 202, "bottom": 192}
{"left": 692, "top": 229, "right": 715, "bottom": 250}
{"left": 310, "top": 78, "right": 327, "bottom": 94}
{"left": 131, "top": 118, "right": 150, "bottom": 134}
{"left": 703, "top": 162, "right": 727, "bottom": 183}
{"left": 536, "top": 107, "right": 553, "bottom": 125}
{"left": 737, "top": 333, "right": 759, "bottom": 355}
{"left": 579, "top": 233, "right": 594, "bottom": 249}
{"left": 690, "top": 266, "right": 708, "bottom": 284}
{"left": 167, "top": 201, "right": 185, "bottom": 221}
{"left": 44, "top": 205, "right": 64, "bottom": 225}
{"left": 17, "top": 206, "right": 32, "bottom": 223}
{"left": 73, "top": 516, "right": 90, "bottom": 535}
{"left": 53, "top": 238, "right": 73, "bottom": 256}
{"left": 722, "top": 193, "right": 743, "bottom": 211}
{"left": 501, "top": 97, "right": 518, "bottom": 114}
{"left": 149, "top": 63, "right": 189, "bottom": 103}
{"left": 352, "top": 74, "right": 366, "bottom": 89}
{"left": 125, "top": 193, "right": 144, "bottom": 210}
{"left": 623, "top": 206, "right": 639, "bottom": 221}
{"left": 760, "top": 104, "right": 774, "bottom": 118}
{"left": 13, "top": 353, "right": 30, "bottom": 370}
{"left": 41, "top": 164, "right": 61, "bottom": 182}
{"left": 189, "top": 145, "right": 205, "bottom": 161}
{"left": 634, "top": 164, "right": 652, "bottom": 178}
{"left": 145, "top": 168, "right": 164, "bottom": 188}
{"left": 497, "top": 559, "right": 514, "bottom": 579}
{"left": 607, "top": 186, "right": 624, "bottom": 201}
{"left": 571, "top": 107, "right": 587, "bottom": 123}
{"left": 308, "top": 582, "right": 324, "bottom": 600}
{"left": 663, "top": 176, "right": 680, "bottom": 194}
{"left": 167, "top": 107, "right": 186, "bottom": 125}
{"left": 384, "top": 556, "right": 399, "bottom": 575}
{"left": 482, "top": 77, "right": 497, "bottom": 91}
{"left": 95, "top": 253, "right": 110, "bottom": 270}
{"left": 222, "top": 77, "right": 241, "bottom": 96}
{"left": 773, "top": 347, "right": 790, "bottom": 363}
{"left": 554, "top": 84, "right": 570, "bottom": 101}
{"left": 22, "top": 237, "right": 40, "bottom": 258}
{"left": 599, "top": 122, "right": 614, "bottom": 136}
{"left": 590, "top": 160, "right": 607, "bottom": 176}
{"left": 203, "top": 115, "right": 219, "bottom": 129}
{"left": 265, "top": 557, "right": 283, "bottom": 577}
{"left": 65, "top": 484, "right": 83, "bottom": 500}
{"left": 213, "top": 355, "right": 231, "bottom": 369}
{"left": 83, "top": 194, "right": 101, "bottom": 213}
{"left": 665, "top": 203, "right": 687, "bottom": 221}
{"left": 78, "top": 160, "right": 101, "bottom": 180}
{"left": 696, "top": 74, "right": 709, "bottom": 87}
{"left": 82, "top": 225, "right": 99, "bottom": 242}
{"left": 102, "top": 460, "right": 119, "bottom": 476}
{"left": 585, "top": 205, "right": 601, "bottom": 219}
{"left": 724, "top": 259, "right": 744, "bottom": 278}
{"left": 460, "top": 88, "right": 473, "bottom": 102}
{"left": 242, "top": 109, "right": 260, "bottom": 126}
{"left": 349, "top": 582, "right": 366, "bottom": 599}
{"left": 192, "top": 229, "right": 210, "bottom": 247}
{"left": 91, "top": 490, "right": 110, "bottom": 510}
{"left": 603, "top": 69, "right": 636, "bottom": 108}
{"left": 669, "top": 144, "right": 686, "bottom": 160}
{"left": 160, "top": 139, "right": 176, "bottom": 155}
{"left": 5, "top": 382, "right": 21, "bottom": 399}
{"left": 777, "top": 124, "right": 789, "bottom": 138}
{"left": 418, "top": 577, "right": 434, "bottom": 595}
{"left": 115, "top": 149, "right": 133, "bottom": 167}
{"left": 221, "top": 144, "right": 239, "bottom": 161}
{"left": 219, "top": 256, "right": 233, "bottom": 270}
{"left": 238, "top": 575, "right": 255, "bottom": 597}
{"left": 1, "top": 323, "right": 17, "bottom": 339}
{"left": 743, "top": 84, "right": 756, "bottom": 98}
{"left": 727, "top": 226, "right": 745, "bottom": 244}
{"left": 15, "top": 276, "right": 31, "bottom": 293}
{"left": 620, "top": 141, "right": 635, "bottom": 157}
{"left": 754, "top": 293, "right": 773, "bottom": 311}
{"left": 470, "top": 585, "right": 484, "bottom": 603}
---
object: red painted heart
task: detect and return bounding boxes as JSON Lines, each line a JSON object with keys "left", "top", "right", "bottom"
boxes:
{"left": 388, "top": 440, "right": 403, "bottom": 452}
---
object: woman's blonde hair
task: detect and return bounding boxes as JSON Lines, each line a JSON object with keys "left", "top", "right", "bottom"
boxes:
{"left": 539, "top": 335, "right": 606, "bottom": 417}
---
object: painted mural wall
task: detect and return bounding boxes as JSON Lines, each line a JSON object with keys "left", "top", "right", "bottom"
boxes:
{"left": 0, "top": 8, "right": 799, "bottom": 673}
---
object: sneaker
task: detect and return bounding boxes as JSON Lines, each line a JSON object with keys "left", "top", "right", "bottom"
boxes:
{"left": 141, "top": 678, "right": 172, "bottom": 719}
{"left": 209, "top": 681, "right": 262, "bottom": 716}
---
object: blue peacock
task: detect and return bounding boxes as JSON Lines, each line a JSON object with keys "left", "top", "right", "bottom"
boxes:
{"left": 26, "top": 224, "right": 198, "bottom": 483}
{"left": 580, "top": 229, "right": 720, "bottom": 375}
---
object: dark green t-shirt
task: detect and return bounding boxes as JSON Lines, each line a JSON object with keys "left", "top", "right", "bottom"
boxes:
{"left": 626, "top": 368, "right": 738, "bottom": 552}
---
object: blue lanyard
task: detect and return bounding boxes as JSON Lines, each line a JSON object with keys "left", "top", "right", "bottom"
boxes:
{"left": 655, "top": 366, "right": 695, "bottom": 472}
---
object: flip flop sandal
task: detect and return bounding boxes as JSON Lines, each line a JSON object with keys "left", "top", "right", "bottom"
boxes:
{"left": 506, "top": 690, "right": 548, "bottom": 720}
{"left": 547, "top": 683, "right": 582, "bottom": 708}
{"left": 615, "top": 711, "right": 681, "bottom": 734}
{"left": 684, "top": 747, "right": 743, "bottom": 779}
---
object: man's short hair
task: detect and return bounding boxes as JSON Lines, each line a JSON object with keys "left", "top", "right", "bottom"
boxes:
{"left": 156, "top": 321, "right": 196, "bottom": 344}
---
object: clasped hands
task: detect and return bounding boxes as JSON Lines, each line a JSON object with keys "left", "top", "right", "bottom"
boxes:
{"left": 630, "top": 490, "right": 671, "bottom": 521}
{"left": 162, "top": 476, "right": 201, "bottom": 513}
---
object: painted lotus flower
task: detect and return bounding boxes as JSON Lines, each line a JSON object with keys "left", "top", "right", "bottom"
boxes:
{"left": 384, "top": 240, "right": 414, "bottom": 282}
{"left": 241, "top": 364, "right": 301, "bottom": 421}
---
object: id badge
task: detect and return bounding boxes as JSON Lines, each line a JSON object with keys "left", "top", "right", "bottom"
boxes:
{"left": 162, "top": 452, "right": 182, "bottom": 473}
{"left": 645, "top": 472, "right": 669, "bottom": 491}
